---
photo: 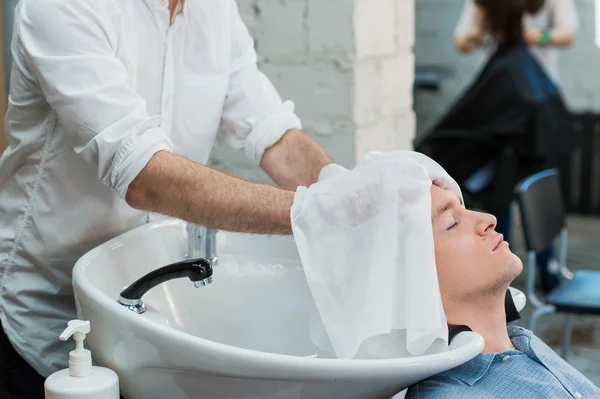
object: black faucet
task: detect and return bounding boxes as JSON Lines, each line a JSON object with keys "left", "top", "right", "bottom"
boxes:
{"left": 118, "top": 258, "right": 213, "bottom": 314}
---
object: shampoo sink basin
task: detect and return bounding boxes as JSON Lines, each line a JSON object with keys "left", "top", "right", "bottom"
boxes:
{"left": 73, "top": 219, "right": 489, "bottom": 399}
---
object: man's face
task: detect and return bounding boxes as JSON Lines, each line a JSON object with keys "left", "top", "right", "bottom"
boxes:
{"left": 430, "top": 185, "right": 523, "bottom": 308}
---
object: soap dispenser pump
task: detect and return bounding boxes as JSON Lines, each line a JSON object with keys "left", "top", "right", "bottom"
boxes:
{"left": 44, "top": 320, "right": 120, "bottom": 399}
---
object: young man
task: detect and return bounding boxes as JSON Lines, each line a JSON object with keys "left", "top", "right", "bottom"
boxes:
{"left": 407, "top": 185, "right": 599, "bottom": 398}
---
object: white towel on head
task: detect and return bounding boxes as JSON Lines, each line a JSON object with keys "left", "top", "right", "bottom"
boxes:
{"left": 291, "top": 150, "right": 463, "bottom": 359}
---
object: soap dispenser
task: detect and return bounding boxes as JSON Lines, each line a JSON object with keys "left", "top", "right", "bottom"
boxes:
{"left": 44, "top": 319, "right": 120, "bottom": 399}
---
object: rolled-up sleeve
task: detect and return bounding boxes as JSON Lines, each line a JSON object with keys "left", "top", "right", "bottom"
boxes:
{"left": 552, "top": 0, "right": 578, "bottom": 33}
{"left": 218, "top": 0, "right": 302, "bottom": 165}
{"left": 17, "top": 0, "right": 174, "bottom": 199}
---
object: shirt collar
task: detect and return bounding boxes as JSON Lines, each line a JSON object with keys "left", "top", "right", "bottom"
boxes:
{"left": 444, "top": 351, "right": 496, "bottom": 386}
{"left": 144, "top": 0, "right": 188, "bottom": 19}
{"left": 508, "top": 324, "right": 538, "bottom": 359}
{"left": 507, "top": 324, "right": 534, "bottom": 344}
{"left": 443, "top": 325, "right": 534, "bottom": 386}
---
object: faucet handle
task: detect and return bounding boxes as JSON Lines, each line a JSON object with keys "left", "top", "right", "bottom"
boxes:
{"left": 118, "top": 258, "right": 214, "bottom": 314}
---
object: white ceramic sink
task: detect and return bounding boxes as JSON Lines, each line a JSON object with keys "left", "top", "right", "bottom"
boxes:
{"left": 73, "top": 218, "right": 519, "bottom": 399}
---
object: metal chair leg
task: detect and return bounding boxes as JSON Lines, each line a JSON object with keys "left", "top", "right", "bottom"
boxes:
{"left": 529, "top": 305, "right": 555, "bottom": 333}
{"left": 562, "top": 314, "right": 573, "bottom": 362}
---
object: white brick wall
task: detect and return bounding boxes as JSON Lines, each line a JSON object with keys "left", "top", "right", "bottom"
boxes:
{"left": 210, "top": 0, "right": 416, "bottom": 181}
{"left": 353, "top": 0, "right": 416, "bottom": 159}
{"left": 354, "top": 0, "right": 397, "bottom": 58}
{"left": 414, "top": 0, "right": 600, "bottom": 137}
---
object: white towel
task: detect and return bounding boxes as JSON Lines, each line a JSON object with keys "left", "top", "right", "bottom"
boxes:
{"left": 291, "top": 151, "right": 463, "bottom": 359}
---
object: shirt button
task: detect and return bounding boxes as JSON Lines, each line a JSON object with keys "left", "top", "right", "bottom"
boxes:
{"left": 574, "top": 392, "right": 582, "bottom": 399}
{"left": 501, "top": 355, "right": 510, "bottom": 361}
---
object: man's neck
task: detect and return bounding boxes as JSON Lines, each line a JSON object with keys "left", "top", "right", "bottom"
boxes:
{"left": 448, "top": 293, "right": 515, "bottom": 353}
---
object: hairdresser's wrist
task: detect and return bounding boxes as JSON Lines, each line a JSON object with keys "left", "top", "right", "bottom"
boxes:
{"left": 524, "top": 28, "right": 543, "bottom": 46}
{"left": 536, "top": 30, "right": 552, "bottom": 46}
{"left": 318, "top": 163, "right": 350, "bottom": 182}
{"left": 524, "top": 28, "right": 553, "bottom": 47}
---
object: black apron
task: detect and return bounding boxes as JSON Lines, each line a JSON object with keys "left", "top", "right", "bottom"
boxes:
{"left": 414, "top": 42, "right": 573, "bottom": 213}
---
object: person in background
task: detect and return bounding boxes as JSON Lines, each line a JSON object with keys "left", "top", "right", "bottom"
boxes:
{"left": 454, "top": 0, "right": 578, "bottom": 84}
{"left": 453, "top": 0, "right": 578, "bottom": 293}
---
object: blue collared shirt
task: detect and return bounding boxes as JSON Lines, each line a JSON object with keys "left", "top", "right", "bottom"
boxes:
{"left": 407, "top": 325, "right": 600, "bottom": 398}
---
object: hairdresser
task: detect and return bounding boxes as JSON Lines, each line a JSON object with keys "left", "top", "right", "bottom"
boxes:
{"left": 455, "top": 0, "right": 577, "bottom": 84}
{"left": 453, "top": 0, "right": 577, "bottom": 293}
{"left": 0, "top": 1, "right": 340, "bottom": 397}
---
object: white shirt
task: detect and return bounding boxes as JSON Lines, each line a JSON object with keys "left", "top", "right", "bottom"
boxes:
{"left": 0, "top": 0, "right": 301, "bottom": 377}
{"left": 455, "top": 0, "right": 578, "bottom": 84}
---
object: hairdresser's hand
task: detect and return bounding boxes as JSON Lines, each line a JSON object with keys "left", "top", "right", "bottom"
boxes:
{"left": 455, "top": 28, "right": 484, "bottom": 53}
{"left": 524, "top": 28, "right": 543, "bottom": 46}
{"left": 467, "top": 28, "right": 484, "bottom": 47}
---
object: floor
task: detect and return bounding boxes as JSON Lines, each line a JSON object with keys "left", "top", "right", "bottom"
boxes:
{"left": 509, "top": 213, "right": 600, "bottom": 386}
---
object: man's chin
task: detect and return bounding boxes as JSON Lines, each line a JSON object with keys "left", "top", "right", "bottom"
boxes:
{"left": 494, "top": 253, "right": 524, "bottom": 288}
{"left": 507, "top": 254, "right": 524, "bottom": 281}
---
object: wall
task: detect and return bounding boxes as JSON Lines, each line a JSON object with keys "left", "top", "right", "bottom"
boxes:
{"left": 353, "top": 0, "right": 416, "bottom": 161}
{"left": 414, "top": 0, "right": 599, "bottom": 136}
{"left": 211, "top": 0, "right": 416, "bottom": 181}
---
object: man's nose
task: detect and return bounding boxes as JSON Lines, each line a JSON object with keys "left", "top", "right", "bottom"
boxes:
{"left": 475, "top": 212, "right": 497, "bottom": 234}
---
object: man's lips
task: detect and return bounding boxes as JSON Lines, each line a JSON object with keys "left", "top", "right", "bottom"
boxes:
{"left": 493, "top": 234, "right": 505, "bottom": 251}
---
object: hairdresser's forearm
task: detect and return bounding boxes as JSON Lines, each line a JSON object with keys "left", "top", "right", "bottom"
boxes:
{"left": 548, "top": 30, "right": 575, "bottom": 48}
{"left": 525, "top": 29, "right": 575, "bottom": 48}
{"left": 261, "top": 129, "right": 332, "bottom": 190}
{"left": 126, "top": 151, "right": 294, "bottom": 234}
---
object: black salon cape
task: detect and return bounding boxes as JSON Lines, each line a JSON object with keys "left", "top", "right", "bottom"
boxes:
{"left": 414, "top": 42, "right": 573, "bottom": 214}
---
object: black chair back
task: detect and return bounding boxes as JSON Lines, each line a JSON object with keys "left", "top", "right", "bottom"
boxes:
{"left": 514, "top": 169, "right": 566, "bottom": 253}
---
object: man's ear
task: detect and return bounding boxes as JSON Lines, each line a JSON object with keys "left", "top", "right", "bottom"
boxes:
{"left": 431, "top": 179, "right": 443, "bottom": 188}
